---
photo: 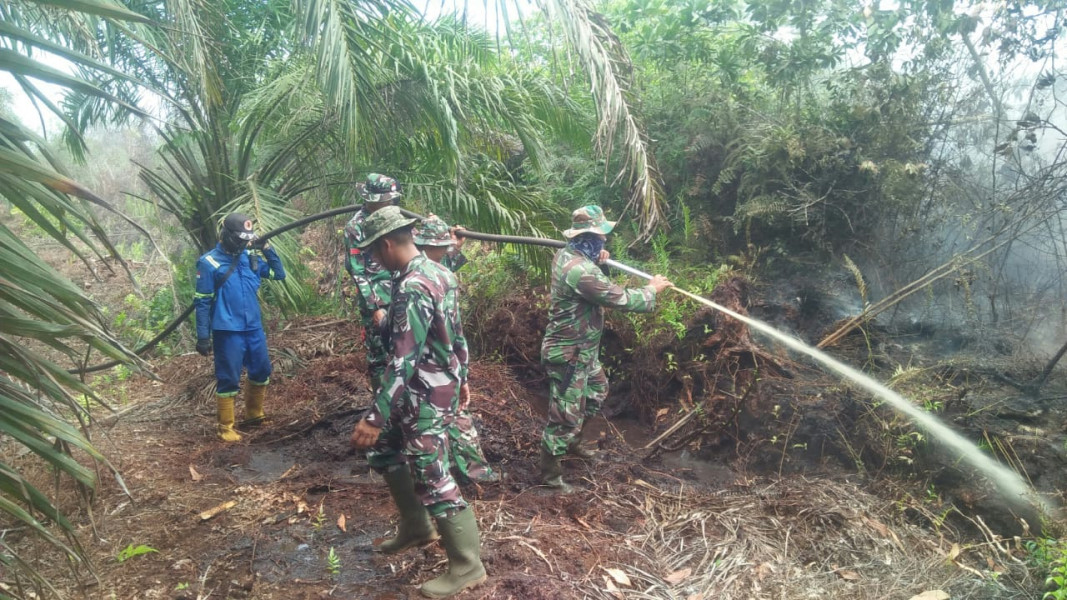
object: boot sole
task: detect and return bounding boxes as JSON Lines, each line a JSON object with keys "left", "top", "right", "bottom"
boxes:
{"left": 374, "top": 533, "right": 440, "bottom": 554}
{"left": 419, "top": 572, "right": 487, "bottom": 598}
{"left": 537, "top": 483, "right": 575, "bottom": 495}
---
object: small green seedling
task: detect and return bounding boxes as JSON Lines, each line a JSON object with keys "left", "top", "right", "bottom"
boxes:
{"left": 116, "top": 544, "right": 158, "bottom": 563}
{"left": 326, "top": 547, "right": 341, "bottom": 576}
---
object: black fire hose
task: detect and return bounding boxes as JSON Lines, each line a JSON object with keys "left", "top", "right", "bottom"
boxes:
{"left": 69, "top": 204, "right": 646, "bottom": 375}
{"left": 71, "top": 204, "right": 366, "bottom": 375}
{"left": 75, "top": 304, "right": 196, "bottom": 375}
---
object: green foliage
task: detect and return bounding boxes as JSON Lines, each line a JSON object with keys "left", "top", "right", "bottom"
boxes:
{"left": 462, "top": 244, "right": 544, "bottom": 308}
{"left": 113, "top": 288, "right": 177, "bottom": 350}
{"left": 1026, "top": 538, "right": 1067, "bottom": 599}
{"left": 326, "top": 546, "right": 341, "bottom": 577}
{"left": 312, "top": 503, "right": 326, "bottom": 530}
{"left": 614, "top": 229, "right": 733, "bottom": 343}
{"left": 116, "top": 543, "right": 158, "bottom": 563}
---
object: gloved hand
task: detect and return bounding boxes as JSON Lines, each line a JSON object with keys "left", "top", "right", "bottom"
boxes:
{"left": 196, "top": 338, "right": 212, "bottom": 356}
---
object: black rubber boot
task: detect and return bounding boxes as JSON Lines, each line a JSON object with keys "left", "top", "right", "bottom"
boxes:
{"left": 539, "top": 447, "right": 573, "bottom": 493}
{"left": 566, "top": 421, "right": 597, "bottom": 459}
{"left": 377, "top": 467, "right": 439, "bottom": 554}
{"left": 420, "top": 507, "right": 487, "bottom": 598}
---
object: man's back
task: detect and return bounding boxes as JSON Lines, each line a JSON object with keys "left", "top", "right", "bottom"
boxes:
{"left": 386, "top": 254, "right": 468, "bottom": 396}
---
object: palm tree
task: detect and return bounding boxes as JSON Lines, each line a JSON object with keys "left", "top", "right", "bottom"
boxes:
{"left": 61, "top": 0, "right": 591, "bottom": 309}
{"left": 301, "top": 0, "right": 666, "bottom": 237}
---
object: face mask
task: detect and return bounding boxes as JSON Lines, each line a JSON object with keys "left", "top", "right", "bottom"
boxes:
{"left": 220, "top": 229, "right": 247, "bottom": 254}
{"left": 220, "top": 213, "right": 257, "bottom": 254}
{"left": 568, "top": 232, "right": 605, "bottom": 261}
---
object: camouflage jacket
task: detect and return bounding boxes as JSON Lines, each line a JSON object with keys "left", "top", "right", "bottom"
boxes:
{"left": 366, "top": 254, "right": 470, "bottom": 427}
{"left": 541, "top": 246, "right": 656, "bottom": 364}
{"left": 344, "top": 209, "right": 393, "bottom": 310}
{"left": 441, "top": 250, "right": 467, "bottom": 273}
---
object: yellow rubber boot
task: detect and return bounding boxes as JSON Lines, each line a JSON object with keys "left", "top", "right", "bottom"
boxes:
{"left": 216, "top": 396, "right": 242, "bottom": 442}
{"left": 244, "top": 383, "right": 267, "bottom": 426}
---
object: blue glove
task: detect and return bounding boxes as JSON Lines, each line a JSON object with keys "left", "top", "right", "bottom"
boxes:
{"left": 196, "top": 338, "right": 211, "bottom": 356}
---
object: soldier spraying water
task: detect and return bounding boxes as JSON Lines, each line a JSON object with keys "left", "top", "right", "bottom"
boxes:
{"left": 540, "top": 205, "right": 671, "bottom": 492}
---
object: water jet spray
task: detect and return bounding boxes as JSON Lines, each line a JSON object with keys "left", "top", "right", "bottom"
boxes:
{"left": 605, "top": 259, "right": 1056, "bottom": 520}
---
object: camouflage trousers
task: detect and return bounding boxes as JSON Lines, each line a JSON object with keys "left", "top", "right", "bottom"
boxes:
{"left": 448, "top": 409, "right": 495, "bottom": 483}
{"left": 359, "top": 306, "right": 389, "bottom": 392}
{"left": 367, "top": 386, "right": 467, "bottom": 519}
{"left": 541, "top": 358, "right": 608, "bottom": 456}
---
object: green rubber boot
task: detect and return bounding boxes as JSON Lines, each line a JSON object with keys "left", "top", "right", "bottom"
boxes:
{"left": 566, "top": 421, "right": 597, "bottom": 459}
{"left": 377, "top": 467, "right": 439, "bottom": 554}
{"left": 420, "top": 507, "right": 487, "bottom": 598}
{"left": 539, "top": 447, "right": 573, "bottom": 493}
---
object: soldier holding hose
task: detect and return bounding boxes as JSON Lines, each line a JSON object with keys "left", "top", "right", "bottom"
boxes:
{"left": 540, "top": 205, "right": 672, "bottom": 492}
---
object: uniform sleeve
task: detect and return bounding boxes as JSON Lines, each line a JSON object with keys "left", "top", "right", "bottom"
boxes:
{"left": 364, "top": 288, "right": 433, "bottom": 427}
{"left": 193, "top": 256, "right": 216, "bottom": 340}
{"left": 454, "top": 312, "right": 469, "bottom": 382}
{"left": 343, "top": 227, "right": 360, "bottom": 279}
{"left": 443, "top": 251, "right": 467, "bottom": 273}
{"left": 344, "top": 229, "right": 373, "bottom": 297}
{"left": 573, "top": 263, "right": 656, "bottom": 313}
{"left": 259, "top": 246, "right": 285, "bottom": 280}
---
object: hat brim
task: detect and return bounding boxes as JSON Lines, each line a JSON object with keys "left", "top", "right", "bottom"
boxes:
{"left": 563, "top": 220, "right": 616, "bottom": 238}
{"left": 415, "top": 238, "right": 453, "bottom": 247}
{"left": 355, "top": 216, "right": 419, "bottom": 249}
{"left": 364, "top": 191, "right": 402, "bottom": 205}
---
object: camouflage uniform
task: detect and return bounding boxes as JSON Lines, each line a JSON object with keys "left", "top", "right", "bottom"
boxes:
{"left": 345, "top": 209, "right": 394, "bottom": 390}
{"left": 440, "top": 251, "right": 468, "bottom": 272}
{"left": 541, "top": 215, "right": 657, "bottom": 456}
{"left": 414, "top": 215, "right": 492, "bottom": 483}
{"left": 365, "top": 252, "right": 470, "bottom": 518}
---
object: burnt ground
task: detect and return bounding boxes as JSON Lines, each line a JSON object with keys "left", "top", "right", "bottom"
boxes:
{"left": 4, "top": 224, "right": 1064, "bottom": 599}
{"left": 4, "top": 311, "right": 1058, "bottom": 600}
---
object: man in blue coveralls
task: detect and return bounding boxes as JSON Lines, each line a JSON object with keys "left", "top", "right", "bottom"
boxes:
{"left": 194, "top": 213, "right": 286, "bottom": 442}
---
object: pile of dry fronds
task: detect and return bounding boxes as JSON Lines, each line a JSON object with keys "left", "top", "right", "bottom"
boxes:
{"left": 575, "top": 476, "right": 1039, "bottom": 600}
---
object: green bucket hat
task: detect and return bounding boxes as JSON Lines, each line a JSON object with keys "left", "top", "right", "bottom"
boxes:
{"left": 413, "top": 215, "right": 453, "bottom": 247}
{"left": 355, "top": 205, "right": 418, "bottom": 249}
{"left": 563, "top": 205, "right": 616, "bottom": 238}
{"left": 359, "top": 173, "right": 402, "bottom": 205}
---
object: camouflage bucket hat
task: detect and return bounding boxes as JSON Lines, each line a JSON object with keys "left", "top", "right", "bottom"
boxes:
{"left": 563, "top": 205, "right": 616, "bottom": 238}
{"left": 355, "top": 205, "right": 418, "bottom": 249}
{"left": 359, "top": 173, "right": 402, "bottom": 204}
{"left": 413, "top": 215, "right": 453, "bottom": 247}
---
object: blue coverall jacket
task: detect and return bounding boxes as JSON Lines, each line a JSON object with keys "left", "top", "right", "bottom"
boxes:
{"left": 194, "top": 244, "right": 285, "bottom": 395}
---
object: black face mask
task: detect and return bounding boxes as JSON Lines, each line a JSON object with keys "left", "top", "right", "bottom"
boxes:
{"left": 568, "top": 232, "right": 606, "bottom": 261}
{"left": 220, "top": 229, "right": 246, "bottom": 254}
{"left": 219, "top": 213, "right": 256, "bottom": 254}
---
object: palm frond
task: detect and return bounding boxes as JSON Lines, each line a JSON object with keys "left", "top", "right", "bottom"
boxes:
{"left": 535, "top": 0, "right": 665, "bottom": 237}
{"left": 0, "top": 2, "right": 150, "bottom": 592}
